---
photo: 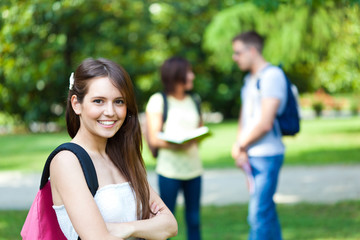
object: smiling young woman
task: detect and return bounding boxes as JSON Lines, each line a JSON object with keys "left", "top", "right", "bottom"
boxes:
{"left": 48, "top": 58, "right": 178, "bottom": 240}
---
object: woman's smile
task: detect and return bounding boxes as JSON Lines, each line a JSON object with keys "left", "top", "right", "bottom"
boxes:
{"left": 98, "top": 120, "right": 117, "bottom": 127}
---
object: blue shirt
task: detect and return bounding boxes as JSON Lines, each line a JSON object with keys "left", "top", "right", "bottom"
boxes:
{"left": 240, "top": 65, "right": 287, "bottom": 157}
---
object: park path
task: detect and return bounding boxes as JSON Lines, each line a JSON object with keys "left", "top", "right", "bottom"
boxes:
{"left": 0, "top": 165, "right": 359, "bottom": 209}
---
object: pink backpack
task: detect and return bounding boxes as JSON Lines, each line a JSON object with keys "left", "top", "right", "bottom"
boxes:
{"left": 21, "top": 143, "right": 98, "bottom": 240}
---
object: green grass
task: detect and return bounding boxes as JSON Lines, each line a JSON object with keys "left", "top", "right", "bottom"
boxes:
{"left": 146, "top": 117, "right": 360, "bottom": 168}
{"left": 174, "top": 201, "right": 360, "bottom": 240}
{"left": 0, "top": 132, "right": 70, "bottom": 171}
{"left": 0, "top": 210, "right": 28, "bottom": 240}
{"left": 2, "top": 201, "right": 360, "bottom": 240}
{"left": 282, "top": 117, "right": 360, "bottom": 165}
{"left": 0, "top": 117, "right": 359, "bottom": 171}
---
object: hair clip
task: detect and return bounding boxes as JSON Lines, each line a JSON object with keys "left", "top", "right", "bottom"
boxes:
{"left": 69, "top": 72, "right": 74, "bottom": 90}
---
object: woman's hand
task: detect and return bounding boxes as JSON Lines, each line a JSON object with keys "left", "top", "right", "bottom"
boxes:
{"left": 169, "top": 139, "right": 196, "bottom": 151}
{"left": 150, "top": 202, "right": 161, "bottom": 219}
{"left": 235, "top": 151, "right": 249, "bottom": 169}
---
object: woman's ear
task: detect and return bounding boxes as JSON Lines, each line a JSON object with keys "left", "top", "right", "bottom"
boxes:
{"left": 71, "top": 95, "right": 81, "bottom": 115}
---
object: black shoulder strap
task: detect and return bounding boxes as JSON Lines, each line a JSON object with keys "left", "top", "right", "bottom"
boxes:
{"left": 161, "top": 91, "right": 202, "bottom": 124}
{"left": 190, "top": 93, "right": 202, "bottom": 117}
{"left": 161, "top": 92, "right": 168, "bottom": 123}
{"left": 40, "top": 142, "right": 99, "bottom": 197}
{"left": 256, "top": 64, "right": 274, "bottom": 90}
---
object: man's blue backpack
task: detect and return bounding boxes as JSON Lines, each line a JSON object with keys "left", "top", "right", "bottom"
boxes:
{"left": 257, "top": 65, "right": 300, "bottom": 136}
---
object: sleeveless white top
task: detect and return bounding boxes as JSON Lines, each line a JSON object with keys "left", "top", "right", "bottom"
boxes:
{"left": 53, "top": 182, "right": 137, "bottom": 240}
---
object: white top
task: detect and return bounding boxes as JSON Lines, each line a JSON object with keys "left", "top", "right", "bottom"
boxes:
{"left": 240, "top": 65, "right": 287, "bottom": 157}
{"left": 146, "top": 93, "right": 203, "bottom": 180}
{"left": 53, "top": 182, "right": 137, "bottom": 240}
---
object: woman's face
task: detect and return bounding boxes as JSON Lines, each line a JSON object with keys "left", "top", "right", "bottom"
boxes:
{"left": 184, "top": 69, "right": 195, "bottom": 91}
{"left": 72, "top": 77, "right": 127, "bottom": 140}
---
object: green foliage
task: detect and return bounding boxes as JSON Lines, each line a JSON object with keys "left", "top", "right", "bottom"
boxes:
{"left": 1, "top": 0, "right": 360, "bottom": 123}
{"left": 315, "top": 5, "right": 360, "bottom": 93}
{"left": 203, "top": 1, "right": 360, "bottom": 94}
{"left": 0, "top": 0, "right": 155, "bottom": 124}
{"left": 0, "top": 0, "right": 245, "bottom": 122}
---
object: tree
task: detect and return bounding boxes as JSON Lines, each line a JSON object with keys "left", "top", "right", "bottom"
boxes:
{"left": 315, "top": 5, "right": 360, "bottom": 92}
{"left": 1, "top": 0, "right": 247, "bottom": 123}
{"left": 2, "top": 0, "right": 358, "bottom": 125}
{"left": 203, "top": 1, "right": 360, "bottom": 94}
{"left": 0, "top": 0, "right": 154, "bottom": 123}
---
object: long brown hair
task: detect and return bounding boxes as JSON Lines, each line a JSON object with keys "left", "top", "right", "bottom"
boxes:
{"left": 65, "top": 58, "right": 151, "bottom": 219}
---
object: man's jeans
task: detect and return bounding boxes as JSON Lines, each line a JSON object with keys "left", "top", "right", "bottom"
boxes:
{"left": 159, "top": 175, "right": 202, "bottom": 240}
{"left": 248, "top": 155, "right": 284, "bottom": 240}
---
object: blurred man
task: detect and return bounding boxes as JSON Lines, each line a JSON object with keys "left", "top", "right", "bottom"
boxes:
{"left": 231, "top": 31, "right": 287, "bottom": 240}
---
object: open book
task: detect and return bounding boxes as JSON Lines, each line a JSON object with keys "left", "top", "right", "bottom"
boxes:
{"left": 157, "top": 126, "right": 210, "bottom": 144}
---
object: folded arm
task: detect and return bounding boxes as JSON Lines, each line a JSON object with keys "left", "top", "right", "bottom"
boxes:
{"left": 106, "top": 185, "right": 178, "bottom": 240}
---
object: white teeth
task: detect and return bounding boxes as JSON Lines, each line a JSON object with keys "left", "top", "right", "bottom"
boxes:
{"left": 98, "top": 121, "right": 115, "bottom": 126}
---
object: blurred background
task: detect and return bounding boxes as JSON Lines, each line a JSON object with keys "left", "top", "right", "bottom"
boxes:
{"left": 1, "top": 1, "right": 360, "bottom": 239}
{"left": 1, "top": 0, "right": 359, "bottom": 132}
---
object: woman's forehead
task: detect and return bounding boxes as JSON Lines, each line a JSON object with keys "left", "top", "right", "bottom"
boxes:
{"left": 86, "top": 77, "right": 123, "bottom": 97}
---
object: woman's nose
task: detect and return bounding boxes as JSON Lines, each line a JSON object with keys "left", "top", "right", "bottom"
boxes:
{"left": 104, "top": 102, "right": 115, "bottom": 116}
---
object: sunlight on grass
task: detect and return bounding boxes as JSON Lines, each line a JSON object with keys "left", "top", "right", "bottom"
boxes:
{"left": 1, "top": 117, "right": 359, "bottom": 171}
{"left": 0, "top": 133, "right": 70, "bottom": 171}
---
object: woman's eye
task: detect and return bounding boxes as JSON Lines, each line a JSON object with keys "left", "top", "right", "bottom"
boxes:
{"left": 93, "top": 99, "right": 103, "bottom": 104}
{"left": 115, "top": 99, "right": 125, "bottom": 105}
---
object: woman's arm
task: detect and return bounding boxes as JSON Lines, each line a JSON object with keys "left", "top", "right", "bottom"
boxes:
{"left": 50, "top": 151, "right": 123, "bottom": 240}
{"left": 106, "top": 185, "right": 178, "bottom": 240}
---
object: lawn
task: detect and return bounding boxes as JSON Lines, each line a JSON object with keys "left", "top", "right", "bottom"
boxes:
{"left": 2, "top": 201, "right": 360, "bottom": 240}
{"left": 1, "top": 117, "right": 359, "bottom": 239}
{"left": 0, "top": 117, "right": 360, "bottom": 171}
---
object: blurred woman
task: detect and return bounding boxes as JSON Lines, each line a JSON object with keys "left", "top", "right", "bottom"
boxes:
{"left": 146, "top": 57, "right": 203, "bottom": 240}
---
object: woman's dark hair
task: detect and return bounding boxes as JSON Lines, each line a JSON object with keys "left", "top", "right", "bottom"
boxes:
{"left": 161, "top": 57, "right": 191, "bottom": 94}
{"left": 65, "top": 58, "right": 151, "bottom": 220}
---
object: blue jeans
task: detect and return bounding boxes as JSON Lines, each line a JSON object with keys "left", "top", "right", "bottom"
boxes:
{"left": 248, "top": 155, "right": 284, "bottom": 240}
{"left": 158, "top": 175, "right": 201, "bottom": 240}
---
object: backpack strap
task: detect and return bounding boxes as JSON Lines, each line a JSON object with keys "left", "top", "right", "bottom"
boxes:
{"left": 255, "top": 64, "right": 282, "bottom": 136}
{"left": 161, "top": 91, "right": 202, "bottom": 124}
{"left": 256, "top": 64, "right": 274, "bottom": 90}
{"left": 40, "top": 142, "right": 99, "bottom": 197}
{"left": 160, "top": 91, "right": 168, "bottom": 123}
{"left": 190, "top": 93, "right": 202, "bottom": 123}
